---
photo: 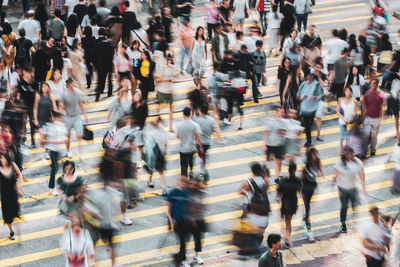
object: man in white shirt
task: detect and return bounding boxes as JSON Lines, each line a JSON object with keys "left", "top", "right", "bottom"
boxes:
{"left": 65, "top": 0, "right": 79, "bottom": 18}
{"left": 325, "top": 29, "right": 347, "bottom": 71}
{"left": 17, "top": 10, "right": 41, "bottom": 45}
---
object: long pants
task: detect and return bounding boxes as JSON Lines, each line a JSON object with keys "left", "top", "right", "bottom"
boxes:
{"left": 192, "top": 219, "right": 205, "bottom": 252}
{"left": 301, "top": 112, "right": 315, "bottom": 144}
{"left": 22, "top": 0, "right": 31, "bottom": 14}
{"left": 175, "top": 220, "right": 191, "bottom": 262}
{"left": 366, "top": 257, "right": 384, "bottom": 267}
{"left": 296, "top": 13, "right": 308, "bottom": 32}
{"left": 259, "top": 12, "right": 268, "bottom": 35}
{"left": 338, "top": 187, "right": 359, "bottom": 224}
{"left": 85, "top": 61, "right": 93, "bottom": 89}
{"left": 207, "top": 23, "right": 217, "bottom": 42}
{"left": 27, "top": 108, "right": 36, "bottom": 145}
{"left": 14, "top": 139, "right": 23, "bottom": 171}
{"left": 252, "top": 74, "right": 262, "bottom": 101}
{"left": 96, "top": 69, "right": 113, "bottom": 97}
{"left": 381, "top": 70, "right": 396, "bottom": 89}
{"left": 364, "top": 116, "right": 381, "bottom": 154}
{"left": 49, "top": 150, "right": 59, "bottom": 189}
{"left": 302, "top": 186, "right": 315, "bottom": 229}
{"left": 179, "top": 47, "right": 190, "bottom": 72}
{"left": 179, "top": 152, "right": 194, "bottom": 177}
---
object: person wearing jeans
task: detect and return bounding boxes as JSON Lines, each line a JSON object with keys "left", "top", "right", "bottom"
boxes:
{"left": 178, "top": 18, "right": 193, "bottom": 73}
{"left": 206, "top": 0, "right": 219, "bottom": 42}
{"left": 256, "top": 0, "right": 272, "bottom": 35}
{"left": 177, "top": 107, "right": 202, "bottom": 177}
{"left": 41, "top": 111, "right": 67, "bottom": 196}
{"left": 333, "top": 146, "right": 365, "bottom": 233}
{"left": 297, "top": 68, "right": 323, "bottom": 147}
{"left": 363, "top": 78, "right": 385, "bottom": 156}
{"left": 294, "top": 0, "right": 311, "bottom": 32}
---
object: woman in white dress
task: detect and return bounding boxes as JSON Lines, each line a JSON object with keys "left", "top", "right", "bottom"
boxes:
{"left": 190, "top": 26, "right": 207, "bottom": 83}
{"left": 266, "top": 5, "right": 284, "bottom": 56}
{"left": 68, "top": 39, "right": 87, "bottom": 92}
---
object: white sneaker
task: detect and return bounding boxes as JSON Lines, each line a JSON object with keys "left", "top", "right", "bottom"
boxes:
{"left": 223, "top": 118, "right": 231, "bottom": 125}
{"left": 137, "top": 161, "right": 143, "bottom": 168}
{"left": 45, "top": 153, "right": 50, "bottom": 160}
{"left": 121, "top": 214, "right": 133, "bottom": 225}
{"left": 180, "top": 261, "right": 190, "bottom": 267}
{"left": 66, "top": 151, "right": 73, "bottom": 158}
{"left": 307, "top": 230, "right": 315, "bottom": 242}
{"left": 193, "top": 255, "right": 204, "bottom": 265}
{"left": 50, "top": 188, "right": 58, "bottom": 196}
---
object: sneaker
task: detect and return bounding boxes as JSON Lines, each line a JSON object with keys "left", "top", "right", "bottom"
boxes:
{"left": 339, "top": 224, "right": 347, "bottom": 233}
{"left": 370, "top": 151, "right": 376, "bottom": 156}
{"left": 66, "top": 151, "right": 73, "bottom": 158}
{"left": 137, "top": 161, "right": 143, "bottom": 168}
{"left": 50, "top": 188, "right": 58, "bottom": 196}
{"left": 180, "top": 261, "right": 190, "bottom": 267}
{"left": 307, "top": 230, "right": 315, "bottom": 241}
{"left": 223, "top": 118, "right": 231, "bottom": 125}
{"left": 121, "top": 214, "right": 133, "bottom": 225}
{"left": 193, "top": 255, "right": 204, "bottom": 265}
{"left": 9, "top": 231, "right": 15, "bottom": 240}
{"left": 45, "top": 153, "right": 50, "bottom": 160}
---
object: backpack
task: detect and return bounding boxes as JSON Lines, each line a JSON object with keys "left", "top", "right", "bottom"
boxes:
{"left": 247, "top": 178, "right": 270, "bottom": 216}
{"left": 15, "top": 38, "right": 28, "bottom": 62}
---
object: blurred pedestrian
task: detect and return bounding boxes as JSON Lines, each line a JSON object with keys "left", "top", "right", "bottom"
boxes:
{"left": 337, "top": 87, "right": 358, "bottom": 150}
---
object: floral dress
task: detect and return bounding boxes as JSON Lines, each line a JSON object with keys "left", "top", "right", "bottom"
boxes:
{"left": 191, "top": 39, "right": 206, "bottom": 78}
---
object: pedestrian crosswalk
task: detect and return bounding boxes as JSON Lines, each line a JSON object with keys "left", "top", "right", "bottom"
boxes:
{"left": 1, "top": 0, "right": 400, "bottom": 266}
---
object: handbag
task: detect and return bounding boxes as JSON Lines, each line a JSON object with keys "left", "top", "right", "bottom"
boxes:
{"left": 185, "top": 61, "right": 194, "bottom": 74}
{"left": 82, "top": 125, "right": 93, "bottom": 141}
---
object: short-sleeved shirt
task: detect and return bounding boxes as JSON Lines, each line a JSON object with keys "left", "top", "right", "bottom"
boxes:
{"left": 53, "top": 0, "right": 66, "bottom": 15}
{"left": 177, "top": 119, "right": 201, "bottom": 153}
{"left": 265, "top": 118, "right": 286, "bottom": 147}
{"left": 62, "top": 88, "right": 84, "bottom": 117}
{"left": 176, "top": 0, "right": 193, "bottom": 17}
{"left": 258, "top": 250, "right": 283, "bottom": 267}
{"left": 360, "top": 220, "right": 386, "bottom": 260}
{"left": 193, "top": 115, "right": 217, "bottom": 146}
{"left": 167, "top": 188, "right": 189, "bottom": 223}
{"left": 113, "top": 53, "right": 131, "bottom": 73}
{"left": 108, "top": 99, "right": 131, "bottom": 127}
{"left": 364, "top": 89, "right": 385, "bottom": 118}
{"left": 48, "top": 18, "right": 65, "bottom": 40}
{"left": 65, "top": 0, "right": 79, "bottom": 17}
{"left": 73, "top": 3, "right": 88, "bottom": 25}
{"left": 17, "top": 19, "right": 41, "bottom": 44}
{"left": 59, "top": 228, "right": 94, "bottom": 267}
{"left": 57, "top": 175, "right": 84, "bottom": 197}
{"left": 325, "top": 38, "right": 347, "bottom": 65}
{"left": 334, "top": 157, "right": 364, "bottom": 189}
{"left": 42, "top": 121, "right": 67, "bottom": 152}
{"left": 12, "top": 37, "right": 33, "bottom": 62}
{"left": 233, "top": 0, "right": 247, "bottom": 19}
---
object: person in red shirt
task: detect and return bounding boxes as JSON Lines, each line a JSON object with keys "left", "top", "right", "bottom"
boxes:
{"left": 362, "top": 78, "right": 385, "bottom": 156}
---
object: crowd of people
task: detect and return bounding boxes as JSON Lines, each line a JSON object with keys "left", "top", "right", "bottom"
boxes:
{"left": 0, "top": 0, "right": 398, "bottom": 266}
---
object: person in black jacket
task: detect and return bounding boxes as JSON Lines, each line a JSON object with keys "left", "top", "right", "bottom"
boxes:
{"left": 234, "top": 44, "right": 253, "bottom": 80}
{"left": 136, "top": 50, "right": 155, "bottom": 102}
{"left": 81, "top": 26, "right": 95, "bottom": 89}
{"left": 280, "top": 0, "right": 295, "bottom": 50}
{"left": 121, "top": 1, "right": 139, "bottom": 46}
{"left": 93, "top": 27, "right": 114, "bottom": 102}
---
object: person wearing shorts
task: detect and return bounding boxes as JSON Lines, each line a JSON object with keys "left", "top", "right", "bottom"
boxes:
{"left": 264, "top": 104, "right": 286, "bottom": 180}
{"left": 60, "top": 78, "right": 88, "bottom": 158}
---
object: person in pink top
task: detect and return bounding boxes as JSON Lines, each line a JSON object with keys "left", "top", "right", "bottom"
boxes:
{"left": 178, "top": 17, "right": 194, "bottom": 74}
{"left": 206, "top": 0, "right": 219, "bottom": 42}
{"left": 113, "top": 44, "right": 134, "bottom": 88}
{"left": 362, "top": 78, "right": 385, "bottom": 156}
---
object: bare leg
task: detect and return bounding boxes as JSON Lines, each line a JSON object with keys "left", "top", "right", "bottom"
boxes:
{"left": 7, "top": 223, "right": 13, "bottom": 233}
{"left": 239, "top": 115, "right": 243, "bottom": 128}
{"left": 395, "top": 115, "right": 399, "bottom": 137}
{"left": 77, "top": 136, "right": 83, "bottom": 156}
{"left": 66, "top": 134, "right": 71, "bottom": 152}
{"left": 169, "top": 104, "right": 173, "bottom": 131}
{"left": 275, "top": 159, "right": 282, "bottom": 178}
{"left": 315, "top": 117, "right": 322, "bottom": 139}
{"left": 110, "top": 246, "right": 116, "bottom": 267}
{"left": 137, "top": 146, "right": 143, "bottom": 163}
{"left": 159, "top": 171, "right": 166, "bottom": 188}
{"left": 285, "top": 214, "right": 293, "bottom": 245}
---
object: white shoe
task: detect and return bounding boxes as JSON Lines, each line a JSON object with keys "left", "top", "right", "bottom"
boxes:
{"left": 50, "top": 188, "right": 58, "bottom": 196}
{"left": 180, "top": 261, "right": 190, "bottom": 267}
{"left": 223, "top": 118, "right": 231, "bottom": 125}
{"left": 137, "top": 161, "right": 143, "bottom": 168}
{"left": 45, "top": 153, "right": 50, "bottom": 160}
{"left": 307, "top": 230, "right": 315, "bottom": 242}
{"left": 193, "top": 255, "right": 204, "bottom": 265}
{"left": 121, "top": 215, "right": 133, "bottom": 225}
{"left": 66, "top": 151, "right": 72, "bottom": 158}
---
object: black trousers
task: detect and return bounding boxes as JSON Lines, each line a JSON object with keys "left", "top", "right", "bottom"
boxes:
{"left": 302, "top": 186, "right": 315, "bottom": 229}
{"left": 174, "top": 221, "right": 191, "bottom": 262}
{"left": 85, "top": 61, "right": 93, "bottom": 89}
{"left": 96, "top": 69, "right": 113, "bottom": 97}
{"left": 179, "top": 152, "right": 194, "bottom": 177}
{"left": 207, "top": 23, "right": 217, "bottom": 42}
{"left": 27, "top": 108, "right": 36, "bottom": 145}
{"left": 301, "top": 112, "right": 315, "bottom": 144}
{"left": 366, "top": 257, "right": 384, "bottom": 267}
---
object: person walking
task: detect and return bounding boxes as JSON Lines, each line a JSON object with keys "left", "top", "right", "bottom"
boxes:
{"left": 301, "top": 148, "right": 325, "bottom": 241}
{"left": 267, "top": 5, "right": 284, "bottom": 56}
{"left": 136, "top": 50, "right": 155, "bottom": 102}
{"left": 331, "top": 48, "right": 349, "bottom": 99}
{"left": 178, "top": 18, "right": 193, "bottom": 74}
{"left": 177, "top": 107, "right": 203, "bottom": 177}
{"left": 251, "top": 40, "right": 266, "bottom": 103}
{"left": 68, "top": 39, "right": 87, "bottom": 91}
{"left": 296, "top": 68, "right": 323, "bottom": 147}
{"left": 337, "top": 87, "right": 358, "bottom": 150}
{"left": 293, "top": 0, "right": 311, "bottom": 32}
{"left": 1, "top": 22, "right": 16, "bottom": 69}
{"left": 258, "top": 234, "right": 283, "bottom": 267}
{"left": 211, "top": 23, "right": 229, "bottom": 63}
{"left": 33, "top": 83, "right": 58, "bottom": 134}
{"left": 277, "top": 161, "right": 302, "bottom": 247}
{"left": 284, "top": 109, "right": 303, "bottom": 162}
{"left": 363, "top": 78, "right": 385, "bottom": 156}
{"left": 81, "top": 26, "right": 95, "bottom": 89}
{"left": 41, "top": 111, "right": 67, "bottom": 196}
{"left": 190, "top": 26, "right": 207, "bottom": 81}
{"left": 205, "top": 0, "right": 219, "bottom": 42}
{"left": 131, "top": 90, "right": 148, "bottom": 168}
{"left": 93, "top": 27, "right": 115, "bottom": 101}
{"left": 333, "top": 146, "right": 365, "bottom": 233}
{"left": 193, "top": 104, "right": 218, "bottom": 183}
{"left": 233, "top": 0, "right": 248, "bottom": 32}
{"left": 0, "top": 152, "right": 23, "bottom": 241}
{"left": 344, "top": 66, "right": 365, "bottom": 102}
{"left": 256, "top": 0, "right": 272, "bottom": 36}
{"left": 360, "top": 206, "right": 388, "bottom": 267}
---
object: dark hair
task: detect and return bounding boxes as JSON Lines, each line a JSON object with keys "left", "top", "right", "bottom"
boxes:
{"left": 66, "top": 14, "right": 79, "bottom": 34}
{"left": 2, "top": 22, "right": 12, "bottom": 35}
{"left": 66, "top": 77, "right": 74, "bottom": 85}
{"left": 40, "top": 83, "right": 50, "bottom": 95}
{"left": 250, "top": 162, "right": 264, "bottom": 177}
{"left": 195, "top": 26, "right": 205, "bottom": 41}
{"left": 34, "top": 3, "right": 49, "bottom": 23}
{"left": 183, "top": 107, "right": 191, "bottom": 117}
{"left": 121, "top": 45, "right": 130, "bottom": 61}
{"left": 381, "top": 33, "right": 392, "bottom": 51}
{"left": 304, "top": 148, "right": 321, "bottom": 171}
{"left": 240, "top": 44, "right": 247, "bottom": 51}
{"left": 71, "top": 38, "right": 79, "bottom": 50}
{"left": 123, "top": 0, "right": 130, "bottom": 7}
{"left": 267, "top": 234, "right": 281, "bottom": 248}
{"left": 83, "top": 26, "right": 93, "bottom": 37}
{"left": 338, "top": 28, "right": 348, "bottom": 41}
{"left": 18, "top": 28, "right": 26, "bottom": 37}
{"left": 341, "top": 146, "right": 354, "bottom": 166}
{"left": 236, "top": 31, "right": 243, "bottom": 39}
{"left": 51, "top": 110, "right": 63, "bottom": 118}
{"left": 288, "top": 161, "right": 297, "bottom": 180}
{"left": 0, "top": 152, "right": 12, "bottom": 167}
{"left": 350, "top": 114, "right": 364, "bottom": 136}
{"left": 332, "top": 29, "right": 338, "bottom": 37}
{"left": 98, "top": 27, "right": 108, "bottom": 37}
{"left": 63, "top": 160, "right": 76, "bottom": 174}
{"left": 143, "top": 50, "right": 152, "bottom": 61}
{"left": 183, "top": 17, "right": 190, "bottom": 24}
{"left": 99, "top": 0, "right": 106, "bottom": 7}
{"left": 272, "top": 4, "right": 278, "bottom": 19}
{"left": 87, "top": 4, "right": 97, "bottom": 18}
{"left": 347, "top": 65, "right": 360, "bottom": 86}
{"left": 199, "top": 104, "right": 208, "bottom": 115}
{"left": 54, "top": 9, "right": 61, "bottom": 18}
{"left": 256, "top": 40, "right": 263, "bottom": 47}
{"left": 348, "top": 34, "right": 359, "bottom": 53}
{"left": 110, "top": 6, "right": 121, "bottom": 16}
{"left": 50, "top": 68, "right": 61, "bottom": 81}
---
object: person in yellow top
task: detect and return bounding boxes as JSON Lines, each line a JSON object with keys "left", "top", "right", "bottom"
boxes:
{"left": 1, "top": 23, "right": 16, "bottom": 69}
{"left": 136, "top": 50, "right": 155, "bottom": 101}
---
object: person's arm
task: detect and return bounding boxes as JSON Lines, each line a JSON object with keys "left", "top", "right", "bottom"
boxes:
{"left": 50, "top": 95, "right": 59, "bottom": 113}
{"left": 195, "top": 132, "right": 203, "bottom": 151}
{"left": 33, "top": 92, "right": 40, "bottom": 127}
{"left": 336, "top": 98, "right": 347, "bottom": 123}
{"left": 264, "top": 129, "right": 269, "bottom": 153}
{"left": 362, "top": 94, "right": 367, "bottom": 115}
{"left": 239, "top": 181, "right": 250, "bottom": 196}
{"left": 79, "top": 99, "right": 89, "bottom": 123}
{"left": 354, "top": 98, "right": 359, "bottom": 115}
{"left": 13, "top": 162, "right": 23, "bottom": 185}
{"left": 282, "top": 75, "right": 292, "bottom": 103}
{"left": 361, "top": 237, "right": 387, "bottom": 253}
{"left": 333, "top": 169, "right": 339, "bottom": 184}
{"left": 165, "top": 202, "right": 174, "bottom": 231}
{"left": 360, "top": 166, "right": 366, "bottom": 192}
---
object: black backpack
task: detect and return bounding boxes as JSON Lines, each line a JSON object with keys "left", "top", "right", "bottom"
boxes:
{"left": 247, "top": 178, "right": 271, "bottom": 216}
{"left": 15, "top": 39, "right": 28, "bottom": 62}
